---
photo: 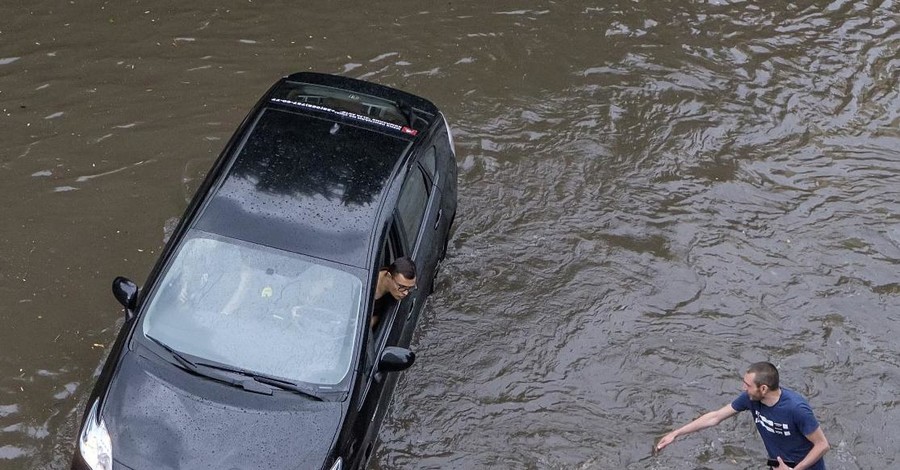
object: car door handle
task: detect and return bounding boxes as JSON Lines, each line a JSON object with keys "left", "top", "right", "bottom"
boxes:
{"left": 433, "top": 208, "right": 443, "bottom": 230}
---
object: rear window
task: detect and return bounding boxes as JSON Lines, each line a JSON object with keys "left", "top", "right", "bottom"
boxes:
{"left": 272, "top": 82, "right": 410, "bottom": 128}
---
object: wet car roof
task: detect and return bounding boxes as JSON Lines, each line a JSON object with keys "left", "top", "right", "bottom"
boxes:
{"left": 194, "top": 107, "right": 412, "bottom": 267}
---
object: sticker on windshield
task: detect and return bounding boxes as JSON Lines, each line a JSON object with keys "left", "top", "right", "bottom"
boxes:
{"left": 271, "top": 98, "right": 418, "bottom": 136}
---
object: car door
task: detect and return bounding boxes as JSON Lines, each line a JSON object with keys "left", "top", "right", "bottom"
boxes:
{"left": 351, "top": 149, "right": 444, "bottom": 469}
{"left": 416, "top": 145, "right": 448, "bottom": 274}
{"left": 351, "top": 222, "right": 411, "bottom": 469}
{"left": 394, "top": 156, "right": 443, "bottom": 343}
{"left": 433, "top": 125, "right": 458, "bottom": 245}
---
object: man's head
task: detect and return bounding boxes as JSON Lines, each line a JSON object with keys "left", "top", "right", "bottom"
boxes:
{"left": 382, "top": 257, "right": 417, "bottom": 300}
{"left": 742, "top": 362, "right": 780, "bottom": 401}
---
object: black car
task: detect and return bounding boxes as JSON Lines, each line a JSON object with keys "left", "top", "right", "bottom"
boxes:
{"left": 72, "top": 72, "right": 457, "bottom": 470}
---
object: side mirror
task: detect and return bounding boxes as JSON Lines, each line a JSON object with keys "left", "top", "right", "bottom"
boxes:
{"left": 378, "top": 346, "right": 415, "bottom": 373}
{"left": 112, "top": 276, "right": 138, "bottom": 319}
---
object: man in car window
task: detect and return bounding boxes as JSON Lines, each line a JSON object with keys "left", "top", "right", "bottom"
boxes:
{"left": 371, "top": 257, "right": 417, "bottom": 328}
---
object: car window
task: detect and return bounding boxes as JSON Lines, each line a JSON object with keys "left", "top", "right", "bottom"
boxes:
{"left": 420, "top": 146, "right": 437, "bottom": 181}
{"left": 141, "top": 231, "right": 362, "bottom": 386}
{"left": 272, "top": 82, "right": 409, "bottom": 128}
{"left": 396, "top": 167, "right": 429, "bottom": 249}
{"left": 376, "top": 223, "right": 401, "bottom": 271}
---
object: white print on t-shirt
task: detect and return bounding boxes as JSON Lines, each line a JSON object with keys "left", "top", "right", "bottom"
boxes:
{"left": 754, "top": 411, "right": 791, "bottom": 436}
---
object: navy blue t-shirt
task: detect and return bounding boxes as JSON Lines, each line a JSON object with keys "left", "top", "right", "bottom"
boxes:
{"left": 731, "top": 388, "right": 824, "bottom": 470}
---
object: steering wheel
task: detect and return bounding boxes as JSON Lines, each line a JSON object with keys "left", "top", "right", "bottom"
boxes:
{"left": 289, "top": 304, "right": 346, "bottom": 336}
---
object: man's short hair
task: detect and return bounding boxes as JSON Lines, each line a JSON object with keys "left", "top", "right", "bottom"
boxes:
{"left": 747, "top": 362, "right": 780, "bottom": 389}
{"left": 384, "top": 256, "right": 416, "bottom": 280}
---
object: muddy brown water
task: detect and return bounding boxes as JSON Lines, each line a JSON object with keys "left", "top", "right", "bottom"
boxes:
{"left": 1, "top": 1, "right": 899, "bottom": 468}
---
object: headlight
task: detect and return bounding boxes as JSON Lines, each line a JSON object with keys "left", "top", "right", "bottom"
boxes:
{"left": 329, "top": 457, "right": 343, "bottom": 470}
{"left": 79, "top": 399, "right": 113, "bottom": 470}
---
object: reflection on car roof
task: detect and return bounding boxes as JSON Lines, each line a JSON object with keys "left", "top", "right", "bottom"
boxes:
{"left": 195, "top": 108, "right": 411, "bottom": 267}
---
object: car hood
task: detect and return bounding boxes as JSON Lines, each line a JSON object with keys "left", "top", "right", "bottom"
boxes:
{"left": 101, "top": 351, "right": 344, "bottom": 470}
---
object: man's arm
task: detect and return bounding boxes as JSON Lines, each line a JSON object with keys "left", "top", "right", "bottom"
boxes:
{"left": 777, "top": 427, "right": 829, "bottom": 470}
{"left": 655, "top": 404, "right": 739, "bottom": 452}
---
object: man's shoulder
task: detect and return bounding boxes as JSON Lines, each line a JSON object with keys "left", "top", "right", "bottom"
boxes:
{"left": 778, "top": 387, "right": 817, "bottom": 415}
{"left": 780, "top": 387, "right": 811, "bottom": 404}
{"left": 780, "top": 387, "right": 822, "bottom": 435}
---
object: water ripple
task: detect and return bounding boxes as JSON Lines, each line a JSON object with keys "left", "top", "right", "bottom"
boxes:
{"left": 2, "top": 1, "right": 900, "bottom": 469}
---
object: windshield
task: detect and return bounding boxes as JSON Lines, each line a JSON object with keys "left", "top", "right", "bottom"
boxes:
{"left": 141, "top": 231, "right": 362, "bottom": 386}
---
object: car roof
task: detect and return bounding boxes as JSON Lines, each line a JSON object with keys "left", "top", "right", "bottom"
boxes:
{"left": 192, "top": 74, "right": 440, "bottom": 268}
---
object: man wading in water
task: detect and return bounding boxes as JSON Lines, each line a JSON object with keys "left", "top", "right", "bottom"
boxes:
{"left": 655, "top": 362, "right": 829, "bottom": 469}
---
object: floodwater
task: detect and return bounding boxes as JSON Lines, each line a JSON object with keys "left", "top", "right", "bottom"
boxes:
{"left": 2, "top": 1, "right": 899, "bottom": 468}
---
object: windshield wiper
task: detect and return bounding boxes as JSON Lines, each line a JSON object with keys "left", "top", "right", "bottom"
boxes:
{"left": 145, "top": 335, "right": 198, "bottom": 372}
{"left": 194, "top": 361, "right": 324, "bottom": 401}
{"left": 145, "top": 336, "right": 272, "bottom": 395}
{"left": 251, "top": 375, "right": 324, "bottom": 401}
{"left": 398, "top": 101, "right": 416, "bottom": 128}
{"left": 143, "top": 336, "right": 323, "bottom": 400}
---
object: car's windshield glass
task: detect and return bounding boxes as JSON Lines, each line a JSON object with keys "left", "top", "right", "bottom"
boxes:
{"left": 141, "top": 231, "right": 362, "bottom": 386}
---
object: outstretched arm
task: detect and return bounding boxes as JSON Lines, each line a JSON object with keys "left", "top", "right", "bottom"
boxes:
{"left": 655, "top": 404, "right": 738, "bottom": 452}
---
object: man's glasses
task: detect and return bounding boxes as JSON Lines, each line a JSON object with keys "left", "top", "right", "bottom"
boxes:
{"left": 393, "top": 276, "right": 417, "bottom": 293}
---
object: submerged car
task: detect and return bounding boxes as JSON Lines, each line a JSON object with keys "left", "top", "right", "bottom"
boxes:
{"left": 72, "top": 72, "right": 457, "bottom": 470}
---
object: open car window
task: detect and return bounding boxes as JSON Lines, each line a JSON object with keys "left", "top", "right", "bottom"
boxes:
{"left": 141, "top": 230, "right": 362, "bottom": 386}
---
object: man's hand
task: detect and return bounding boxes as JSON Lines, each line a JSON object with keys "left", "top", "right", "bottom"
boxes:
{"left": 774, "top": 456, "right": 793, "bottom": 469}
{"left": 655, "top": 431, "right": 678, "bottom": 453}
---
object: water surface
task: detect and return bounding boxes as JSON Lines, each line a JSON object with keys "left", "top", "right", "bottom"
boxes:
{"left": 1, "top": 1, "right": 899, "bottom": 468}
